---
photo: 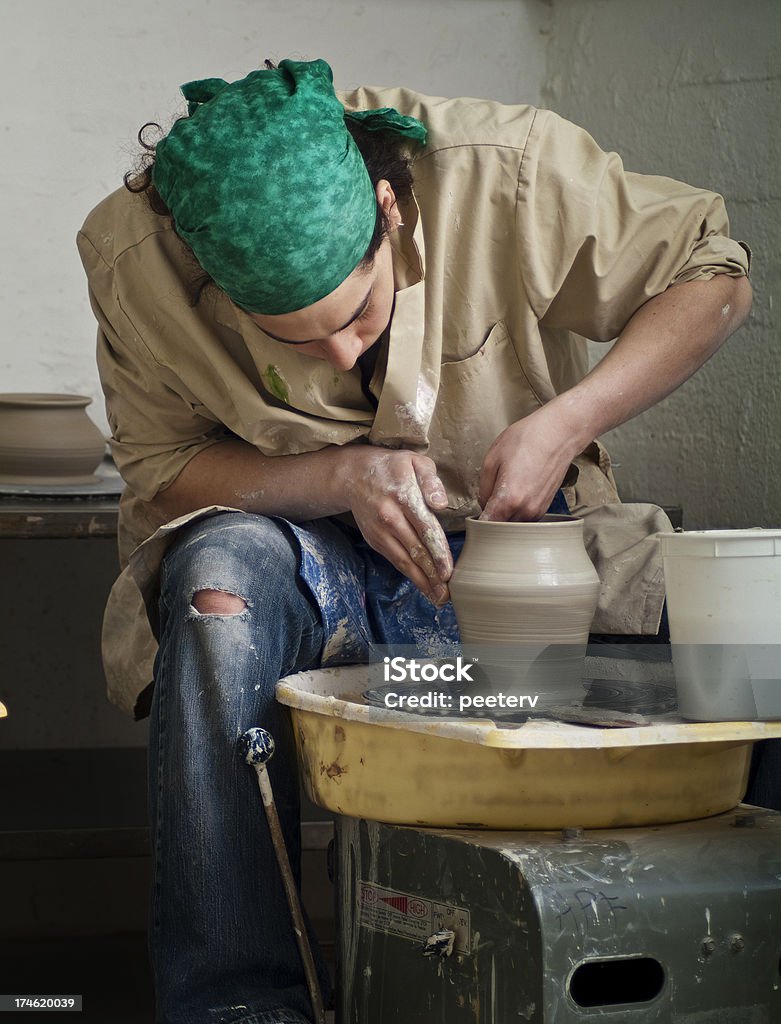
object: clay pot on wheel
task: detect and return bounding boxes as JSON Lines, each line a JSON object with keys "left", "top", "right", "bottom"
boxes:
{"left": 449, "top": 515, "right": 601, "bottom": 704}
{"left": 0, "top": 393, "right": 106, "bottom": 484}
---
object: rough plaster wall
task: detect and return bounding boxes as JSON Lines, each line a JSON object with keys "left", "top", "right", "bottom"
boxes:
{"left": 543, "top": 0, "right": 780, "bottom": 528}
{"left": 0, "top": 0, "right": 549, "bottom": 434}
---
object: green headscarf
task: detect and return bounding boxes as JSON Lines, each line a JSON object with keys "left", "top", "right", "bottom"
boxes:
{"left": 152, "top": 59, "right": 426, "bottom": 315}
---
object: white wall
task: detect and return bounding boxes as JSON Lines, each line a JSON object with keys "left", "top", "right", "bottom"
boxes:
{"left": 543, "top": 0, "right": 780, "bottom": 528}
{"left": 0, "top": 0, "right": 550, "bottom": 432}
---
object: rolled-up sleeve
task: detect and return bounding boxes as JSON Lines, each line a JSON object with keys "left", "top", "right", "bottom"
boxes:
{"left": 517, "top": 109, "right": 751, "bottom": 341}
{"left": 77, "top": 230, "right": 230, "bottom": 501}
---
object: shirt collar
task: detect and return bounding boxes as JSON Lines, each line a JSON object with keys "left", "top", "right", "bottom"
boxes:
{"left": 390, "top": 191, "right": 425, "bottom": 291}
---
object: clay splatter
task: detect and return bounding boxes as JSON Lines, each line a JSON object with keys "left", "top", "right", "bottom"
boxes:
{"left": 321, "top": 759, "right": 349, "bottom": 779}
{"left": 394, "top": 372, "right": 437, "bottom": 438}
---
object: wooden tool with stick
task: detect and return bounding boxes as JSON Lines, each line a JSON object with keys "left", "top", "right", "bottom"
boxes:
{"left": 240, "top": 727, "right": 326, "bottom": 1024}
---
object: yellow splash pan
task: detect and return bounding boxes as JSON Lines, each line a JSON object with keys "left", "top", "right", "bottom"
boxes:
{"left": 276, "top": 666, "right": 781, "bottom": 829}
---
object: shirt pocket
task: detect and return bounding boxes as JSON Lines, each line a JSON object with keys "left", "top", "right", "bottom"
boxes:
{"left": 428, "top": 321, "right": 547, "bottom": 513}
{"left": 433, "top": 320, "right": 545, "bottom": 440}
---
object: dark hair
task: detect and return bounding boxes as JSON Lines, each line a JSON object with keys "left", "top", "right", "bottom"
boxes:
{"left": 345, "top": 117, "right": 416, "bottom": 268}
{"left": 124, "top": 93, "right": 418, "bottom": 305}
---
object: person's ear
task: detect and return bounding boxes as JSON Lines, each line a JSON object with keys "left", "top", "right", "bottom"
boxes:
{"left": 375, "top": 179, "right": 402, "bottom": 230}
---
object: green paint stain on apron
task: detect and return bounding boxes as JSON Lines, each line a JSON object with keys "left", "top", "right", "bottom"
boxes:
{"left": 264, "top": 365, "right": 290, "bottom": 403}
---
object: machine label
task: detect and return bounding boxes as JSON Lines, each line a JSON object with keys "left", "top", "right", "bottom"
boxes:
{"left": 359, "top": 881, "right": 472, "bottom": 954}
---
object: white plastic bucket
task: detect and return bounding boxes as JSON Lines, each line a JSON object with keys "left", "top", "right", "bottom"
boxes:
{"left": 659, "top": 529, "right": 781, "bottom": 721}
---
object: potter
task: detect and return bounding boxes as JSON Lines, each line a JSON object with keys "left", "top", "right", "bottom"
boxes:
{"left": 78, "top": 56, "right": 752, "bottom": 1022}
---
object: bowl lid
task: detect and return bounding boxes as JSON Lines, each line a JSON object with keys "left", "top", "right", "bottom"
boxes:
{"left": 0, "top": 393, "right": 92, "bottom": 407}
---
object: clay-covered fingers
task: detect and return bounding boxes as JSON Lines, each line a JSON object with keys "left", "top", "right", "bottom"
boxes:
{"left": 399, "top": 493, "right": 453, "bottom": 583}
{"left": 478, "top": 419, "right": 572, "bottom": 522}
{"left": 478, "top": 452, "right": 532, "bottom": 521}
{"left": 477, "top": 451, "right": 501, "bottom": 517}
{"left": 407, "top": 456, "right": 454, "bottom": 580}
{"left": 412, "top": 454, "right": 449, "bottom": 511}
{"left": 407, "top": 541, "right": 438, "bottom": 585}
{"left": 344, "top": 447, "right": 452, "bottom": 604}
{"left": 479, "top": 466, "right": 551, "bottom": 522}
{"left": 364, "top": 501, "right": 448, "bottom": 605}
{"left": 382, "top": 523, "right": 450, "bottom": 607}
{"left": 384, "top": 492, "right": 452, "bottom": 604}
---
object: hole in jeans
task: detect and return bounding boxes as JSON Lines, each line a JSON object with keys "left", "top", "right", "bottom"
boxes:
{"left": 192, "top": 589, "right": 248, "bottom": 616}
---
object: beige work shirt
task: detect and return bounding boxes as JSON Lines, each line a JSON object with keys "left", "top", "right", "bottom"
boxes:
{"left": 77, "top": 86, "right": 750, "bottom": 720}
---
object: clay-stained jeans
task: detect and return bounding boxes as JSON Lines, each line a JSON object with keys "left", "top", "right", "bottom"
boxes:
{"left": 149, "top": 514, "right": 333, "bottom": 1024}
{"left": 148, "top": 494, "right": 569, "bottom": 1023}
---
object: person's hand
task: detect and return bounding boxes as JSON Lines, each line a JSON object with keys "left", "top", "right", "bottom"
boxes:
{"left": 478, "top": 409, "right": 578, "bottom": 521}
{"left": 343, "top": 446, "right": 453, "bottom": 605}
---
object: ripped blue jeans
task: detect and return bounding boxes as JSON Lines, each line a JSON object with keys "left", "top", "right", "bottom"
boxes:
{"left": 148, "top": 495, "right": 569, "bottom": 1023}
{"left": 149, "top": 511, "right": 464, "bottom": 1024}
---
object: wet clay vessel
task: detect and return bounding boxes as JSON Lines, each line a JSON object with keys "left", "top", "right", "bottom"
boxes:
{"left": 0, "top": 393, "right": 106, "bottom": 484}
{"left": 448, "top": 515, "right": 601, "bottom": 701}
